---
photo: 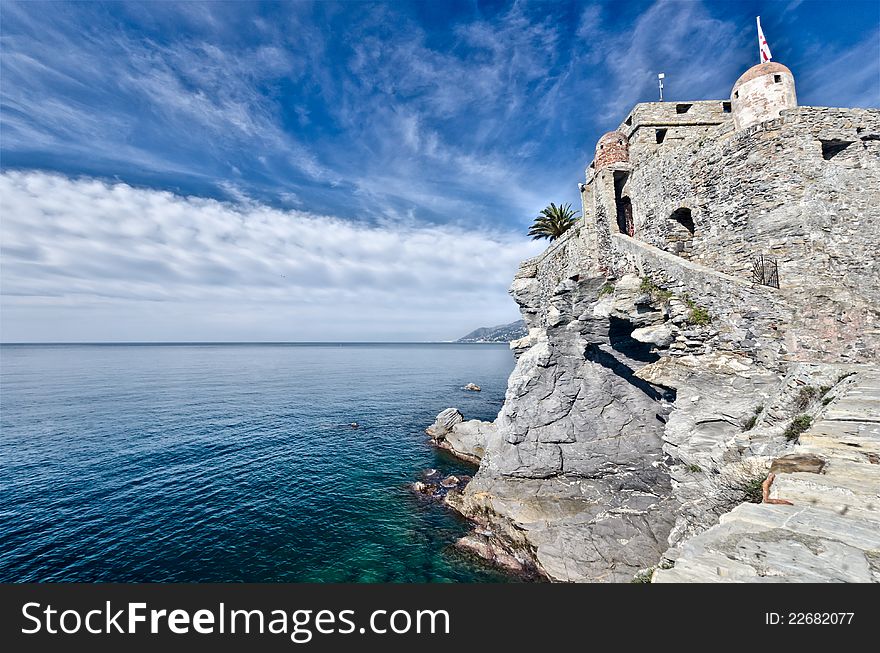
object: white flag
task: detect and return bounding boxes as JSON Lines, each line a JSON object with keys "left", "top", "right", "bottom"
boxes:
{"left": 757, "top": 16, "right": 772, "bottom": 63}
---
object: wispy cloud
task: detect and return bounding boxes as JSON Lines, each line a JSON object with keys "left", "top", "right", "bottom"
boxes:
{"left": 0, "top": 171, "right": 542, "bottom": 341}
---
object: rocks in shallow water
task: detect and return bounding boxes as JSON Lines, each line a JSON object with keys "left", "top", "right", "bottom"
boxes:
{"left": 425, "top": 408, "right": 463, "bottom": 439}
{"left": 463, "top": 383, "right": 481, "bottom": 391}
{"left": 411, "top": 471, "right": 471, "bottom": 500}
{"left": 426, "top": 408, "right": 495, "bottom": 463}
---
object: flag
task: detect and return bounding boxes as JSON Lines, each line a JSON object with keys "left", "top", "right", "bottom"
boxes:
{"left": 757, "top": 16, "right": 772, "bottom": 63}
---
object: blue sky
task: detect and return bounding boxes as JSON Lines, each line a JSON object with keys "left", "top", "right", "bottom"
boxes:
{"left": 1, "top": 0, "right": 878, "bottom": 341}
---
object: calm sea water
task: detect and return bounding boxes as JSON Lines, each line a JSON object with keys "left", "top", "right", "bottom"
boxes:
{"left": 0, "top": 343, "right": 516, "bottom": 582}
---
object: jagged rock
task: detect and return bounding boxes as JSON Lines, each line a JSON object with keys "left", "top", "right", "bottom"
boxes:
{"left": 439, "top": 475, "right": 461, "bottom": 489}
{"left": 440, "top": 271, "right": 679, "bottom": 582}
{"left": 427, "top": 409, "right": 495, "bottom": 463}
{"left": 425, "top": 408, "right": 463, "bottom": 439}
{"left": 463, "top": 383, "right": 481, "bottom": 391}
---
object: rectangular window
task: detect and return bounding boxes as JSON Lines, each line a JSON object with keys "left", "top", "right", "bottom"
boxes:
{"left": 655, "top": 129, "right": 667, "bottom": 144}
{"left": 675, "top": 103, "right": 692, "bottom": 114}
{"left": 722, "top": 101, "right": 732, "bottom": 113}
{"left": 774, "top": 75, "right": 782, "bottom": 83}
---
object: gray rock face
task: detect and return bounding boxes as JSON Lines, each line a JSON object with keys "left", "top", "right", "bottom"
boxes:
{"left": 444, "top": 273, "right": 681, "bottom": 582}
{"left": 654, "top": 369, "right": 880, "bottom": 582}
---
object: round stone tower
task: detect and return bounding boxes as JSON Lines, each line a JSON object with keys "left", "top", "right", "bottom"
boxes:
{"left": 731, "top": 61, "right": 796, "bottom": 130}
{"left": 594, "top": 131, "right": 629, "bottom": 170}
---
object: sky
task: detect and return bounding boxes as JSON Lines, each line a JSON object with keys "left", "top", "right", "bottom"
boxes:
{"left": 1, "top": 0, "right": 878, "bottom": 342}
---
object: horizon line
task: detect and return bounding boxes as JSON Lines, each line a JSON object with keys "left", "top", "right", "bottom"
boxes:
{"left": 0, "top": 340, "right": 511, "bottom": 346}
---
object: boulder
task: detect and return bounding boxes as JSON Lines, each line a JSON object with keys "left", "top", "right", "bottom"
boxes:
{"left": 425, "top": 408, "right": 463, "bottom": 439}
{"left": 631, "top": 323, "right": 676, "bottom": 348}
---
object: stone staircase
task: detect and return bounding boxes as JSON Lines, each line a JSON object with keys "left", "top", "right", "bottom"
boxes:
{"left": 654, "top": 369, "right": 880, "bottom": 582}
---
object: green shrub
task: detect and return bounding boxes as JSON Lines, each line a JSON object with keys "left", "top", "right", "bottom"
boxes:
{"left": 742, "top": 477, "right": 765, "bottom": 504}
{"left": 742, "top": 404, "right": 764, "bottom": 432}
{"left": 688, "top": 306, "right": 711, "bottom": 325}
{"left": 598, "top": 283, "right": 614, "bottom": 297}
{"left": 631, "top": 569, "right": 654, "bottom": 584}
{"left": 686, "top": 463, "right": 702, "bottom": 473}
{"left": 822, "top": 396, "right": 834, "bottom": 406}
{"left": 639, "top": 277, "right": 672, "bottom": 302}
{"left": 794, "top": 386, "right": 817, "bottom": 409}
{"left": 783, "top": 415, "right": 812, "bottom": 442}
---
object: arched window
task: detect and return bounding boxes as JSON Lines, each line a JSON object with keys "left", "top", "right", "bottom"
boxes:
{"left": 667, "top": 208, "right": 694, "bottom": 258}
{"left": 670, "top": 208, "right": 694, "bottom": 234}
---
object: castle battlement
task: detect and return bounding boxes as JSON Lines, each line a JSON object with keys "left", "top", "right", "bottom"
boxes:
{"left": 618, "top": 100, "right": 732, "bottom": 148}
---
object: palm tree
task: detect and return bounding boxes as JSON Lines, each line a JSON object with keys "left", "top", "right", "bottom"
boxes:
{"left": 527, "top": 202, "right": 580, "bottom": 242}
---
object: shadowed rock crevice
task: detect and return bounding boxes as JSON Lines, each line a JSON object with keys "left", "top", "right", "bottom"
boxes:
{"left": 584, "top": 344, "right": 671, "bottom": 402}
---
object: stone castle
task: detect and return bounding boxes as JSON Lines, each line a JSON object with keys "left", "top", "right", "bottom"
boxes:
{"left": 424, "top": 59, "right": 880, "bottom": 582}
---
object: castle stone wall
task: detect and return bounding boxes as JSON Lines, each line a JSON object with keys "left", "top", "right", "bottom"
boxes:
{"left": 606, "top": 105, "right": 880, "bottom": 363}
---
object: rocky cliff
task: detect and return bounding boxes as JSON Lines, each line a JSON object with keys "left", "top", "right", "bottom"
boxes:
{"left": 425, "top": 99, "right": 880, "bottom": 582}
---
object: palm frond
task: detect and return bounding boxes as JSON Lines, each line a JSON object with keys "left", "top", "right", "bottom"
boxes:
{"left": 527, "top": 202, "right": 580, "bottom": 241}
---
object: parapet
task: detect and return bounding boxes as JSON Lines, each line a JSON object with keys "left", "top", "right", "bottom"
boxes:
{"left": 617, "top": 101, "right": 732, "bottom": 150}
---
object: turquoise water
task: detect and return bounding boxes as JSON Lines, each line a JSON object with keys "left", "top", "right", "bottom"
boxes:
{"left": 0, "top": 343, "right": 516, "bottom": 582}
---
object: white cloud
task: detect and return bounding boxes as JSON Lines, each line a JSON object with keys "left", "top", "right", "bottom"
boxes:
{"left": 0, "top": 171, "right": 543, "bottom": 342}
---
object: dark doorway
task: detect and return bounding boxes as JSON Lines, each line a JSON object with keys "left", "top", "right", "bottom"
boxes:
{"left": 613, "top": 172, "right": 634, "bottom": 236}
{"left": 667, "top": 208, "right": 694, "bottom": 258}
{"left": 616, "top": 196, "right": 634, "bottom": 236}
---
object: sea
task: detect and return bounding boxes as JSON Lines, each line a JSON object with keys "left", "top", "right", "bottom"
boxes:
{"left": 0, "top": 343, "right": 518, "bottom": 582}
